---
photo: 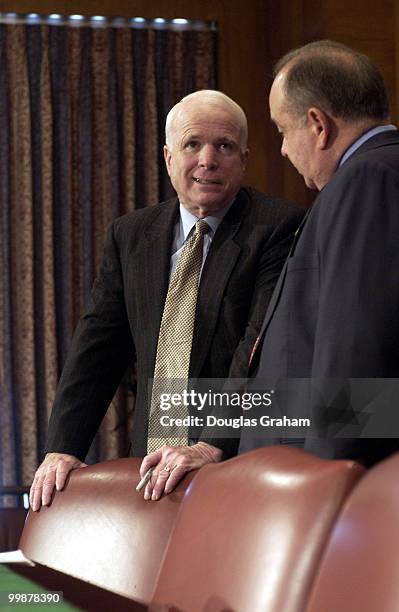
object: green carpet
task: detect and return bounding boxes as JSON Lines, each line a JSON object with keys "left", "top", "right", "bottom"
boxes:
{"left": 0, "top": 565, "right": 78, "bottom": 611}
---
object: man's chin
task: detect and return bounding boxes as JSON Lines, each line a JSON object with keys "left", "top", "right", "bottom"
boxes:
{"left": 304, "top": 176, "right": 318, "bottom": 190}
{"left": 194, "top": 201, "right": 223, "bottom": 216}
{"left": 182, "top": 197, "right": 228, "bottom": 217}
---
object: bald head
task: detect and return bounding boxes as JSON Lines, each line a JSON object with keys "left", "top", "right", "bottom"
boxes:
{"left": 274, "top": 40, "right": 389, "bottom": 125}
{"left": 165, "top": 90, "right": 248, "bottom": 153}
{"left": 269, "top": 40, "right": 391, "bottom": 191}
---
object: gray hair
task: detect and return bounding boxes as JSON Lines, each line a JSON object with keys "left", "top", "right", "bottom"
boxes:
{"left": 274, "top": 40, "right": 389, "bottom": 123}
{"left": 165, "top": 90, "right": 248, "bottom": 152}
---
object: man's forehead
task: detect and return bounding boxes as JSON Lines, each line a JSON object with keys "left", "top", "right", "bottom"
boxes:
{"left": 270, "top": 76, "right": 282, "bottom": 103}
{"left": 269, "top": 101, "right": 281, "bottom": 126}
{"left": 178, "top": 104, "right": 236, "bottom": 124}
{"left": 177, "top": 114, "right": 241, "bottom": 137}
{"left": 269, "top": 75, "right": 289, "bottom": 121}
{"left": 180, "top": 118, "right": 239, "bottom": 132}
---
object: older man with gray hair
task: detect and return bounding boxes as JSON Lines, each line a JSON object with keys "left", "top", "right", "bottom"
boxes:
{"left": 30, "top": 89, "right": 303, "bottom": 509}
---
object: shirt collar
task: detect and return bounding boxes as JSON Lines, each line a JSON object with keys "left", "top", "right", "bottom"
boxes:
{"left": 339, "top": 124, "right": 397, "bottom": 167}
{"left": 179, "top": 197, "right": 236, "bottom": 241}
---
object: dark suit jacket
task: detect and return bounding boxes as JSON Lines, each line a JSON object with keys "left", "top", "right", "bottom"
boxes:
{"left": 239, "top": 130, "right": 399, "bottom": 466}
{"left": 45, "top": 187, "right": 304, "bottom": 459}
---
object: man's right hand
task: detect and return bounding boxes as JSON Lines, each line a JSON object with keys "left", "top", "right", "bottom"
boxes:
{"left": 29, "top": 453, "right": 87, "bottom": 512}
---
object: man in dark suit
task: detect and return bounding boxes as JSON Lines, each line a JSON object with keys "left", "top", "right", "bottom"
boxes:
{"left": 30, "top": 89, "right": 303, "bottom": 509}
{"left": 238, "top": 40, "right": 399, "bottom": 462}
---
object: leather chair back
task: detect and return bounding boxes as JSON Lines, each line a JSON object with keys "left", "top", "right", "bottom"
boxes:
{"left": 306, "top": 451, "right": 399, "bottom": 612}
{"left": 19, "top": 458, "right": 194, "bottom": 601}
{"left": 152, "top": 446, "right": 364, "bottom": 612}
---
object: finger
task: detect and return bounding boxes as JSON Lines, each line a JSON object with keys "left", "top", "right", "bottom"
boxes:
{"left": 54, "top": 462, "right": 75, "bottom": 492}
{"left": 31, "top": 466, "right": 55, "bottom": 511}
{"left": 31, "top": 488, "right": 42, "bottom": 512}
{"left": 30, "top": 476, "right": 44, "bottom": 512}
{"left": 140, "top": 450, "right": 162, "bottom": 478}
{"left": 136, "top": 467, "right": 154, "bottom": 492}
{"left": 143, "top": 469, "right": 158, "bottom": 500}
{"left": 141, "top": 446, "right": 176, "bottom": 498}
{"left": 29, "top": 476, "right": 38, "bottom": 508}
{"left": 41, "top": 470, "right": 57, "bottom": 507}
{"left": 151, "top": 463, "right": 175, "bottom": 501}
{"left": 164, "top": 465, "right": 187, "bottom": 495}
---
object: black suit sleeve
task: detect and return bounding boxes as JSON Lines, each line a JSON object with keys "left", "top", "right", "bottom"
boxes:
{"left": 45, "top": 221, "right": 135, "bottom": 461}
{"left": 311, "top": 162, "right": 399, "bottom": 377}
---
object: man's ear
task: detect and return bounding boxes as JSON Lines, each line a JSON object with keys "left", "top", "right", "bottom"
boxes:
{"left": 241, "top": 148, "right": 249, "bottom": 170}
{"left": 163, "top": 145, "right": 172, "bottom": 175}
{"left": 307, "top": 107, "right": 332, "bottom": 149}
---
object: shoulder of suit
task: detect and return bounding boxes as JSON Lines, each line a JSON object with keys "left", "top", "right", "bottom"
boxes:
{"left": 336, "top": 131, "right": 399, "bottom": 176}
{"left": 110, "top": 197, "right": 178, "bottom": 234}
{"left": 240, "top": 186, "right": 305, "bottom": 221}
{"left": 329, "top": 141, "right": 399, "bottom": 192}
{"left": 312, "top": 139, "right": 399, "bottom": 223}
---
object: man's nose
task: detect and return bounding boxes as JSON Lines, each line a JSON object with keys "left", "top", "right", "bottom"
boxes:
{"left": 281, "top": 139, "right": 288, "bottom": 158}
{"left": 198, "top": 144, "right": 218, "bottom": 168}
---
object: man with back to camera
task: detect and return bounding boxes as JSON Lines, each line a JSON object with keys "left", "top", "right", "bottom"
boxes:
{"left": 29, "top": 89, "right": 304, "bottom": 509}
{"left": 142, "top": 40, "right": 399, "bottom": 500}
{"left": 238, "top": 40, "right": 399, "bottom": 462}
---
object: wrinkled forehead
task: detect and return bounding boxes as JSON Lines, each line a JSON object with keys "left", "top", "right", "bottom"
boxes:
{"left": 169, "top": 98, "right": 245, "bottom": 144}
{"left": 177, "top": 101, "right": 240, "bottom": 130}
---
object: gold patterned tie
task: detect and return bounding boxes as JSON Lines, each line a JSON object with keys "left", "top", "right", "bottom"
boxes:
{"left": 147, "top": 219, "right": 210, "bottom": 453}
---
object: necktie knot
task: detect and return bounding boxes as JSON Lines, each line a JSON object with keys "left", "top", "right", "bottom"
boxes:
{"left": 194, "top": 219, "right": 210, "bottom": 237}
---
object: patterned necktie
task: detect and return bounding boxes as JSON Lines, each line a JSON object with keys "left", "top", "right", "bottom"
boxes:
{"left": 147, "top": 219, "right": 210, "bottom": 453}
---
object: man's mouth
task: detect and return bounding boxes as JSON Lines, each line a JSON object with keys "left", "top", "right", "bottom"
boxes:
{"left": 193, "top": 177, "right": 221, "bottom": 185}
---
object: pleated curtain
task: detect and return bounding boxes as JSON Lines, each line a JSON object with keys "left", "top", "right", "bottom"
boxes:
{"left": 0, "top": 16, "right": 217, "bottom": 501}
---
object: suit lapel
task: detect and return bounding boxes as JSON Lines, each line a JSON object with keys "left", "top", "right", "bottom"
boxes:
{"left": 138, "top": 199, "right": 179, "bottom": 371}
{"left": 255, "top": 208, "right": 310, "bottom": 349}
{"left": 190, "top": 193, "right": 245, "bottom": 376}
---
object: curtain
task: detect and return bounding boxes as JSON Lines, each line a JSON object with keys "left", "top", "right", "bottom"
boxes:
{"left": 0, "top": 16, "right": 217, "bottom": 502}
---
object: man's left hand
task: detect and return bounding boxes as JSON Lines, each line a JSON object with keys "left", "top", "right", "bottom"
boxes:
{"left": 139, "top": 442, "right": 223, "bottom": 501}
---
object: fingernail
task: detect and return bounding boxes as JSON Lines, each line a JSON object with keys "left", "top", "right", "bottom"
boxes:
{"left": 151, "top": 492, "right": 158, "bottom": 501}
{"left": 144, "top": 492, "right": 150, "bottom": 500}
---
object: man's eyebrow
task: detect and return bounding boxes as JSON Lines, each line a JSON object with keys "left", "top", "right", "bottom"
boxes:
{"left": 182, "top": 133, "right": 200, "bottom": 141}
{"left": 215, "top": 136, "right": 235, "bottom": 143}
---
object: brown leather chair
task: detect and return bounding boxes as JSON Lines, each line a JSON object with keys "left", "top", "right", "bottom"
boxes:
{"left": 306, "top": 451, "right": 399, "bottom": 612}
{"left": 19, "top": 458, "right": 195, "bottom": 602}
{"left": 152, "top": 446, "right": 364, "bottom": 612}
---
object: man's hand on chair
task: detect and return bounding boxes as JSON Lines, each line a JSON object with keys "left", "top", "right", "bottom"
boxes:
{"left": 138, "top": 442, "right": 223, "bottom": 501}
{"left": 30, "top": 453, "right": 87, "bottom": 511}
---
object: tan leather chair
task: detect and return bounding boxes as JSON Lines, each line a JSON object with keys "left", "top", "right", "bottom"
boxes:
{"left": 19, "top": 458, "right": 195, "bottom": 602}
{"left": 306, "top": 451, "right": 399, "bottom": 612}
{"left": 152, "top": 446, "right": 364, "bottom": 612}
